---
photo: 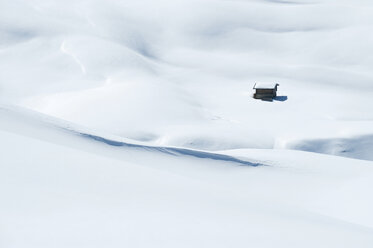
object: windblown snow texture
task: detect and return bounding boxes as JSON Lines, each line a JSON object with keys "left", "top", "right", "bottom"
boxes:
{"left": 1, "top": 0, "right": 373, "bottom": 247}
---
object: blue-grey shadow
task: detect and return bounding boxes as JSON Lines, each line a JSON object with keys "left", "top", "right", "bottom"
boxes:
{"left": 73, "top": 132, "right": 262, "bottom": 167}
{"left": 274, "top": 96, "right": 288, "bottom": 102}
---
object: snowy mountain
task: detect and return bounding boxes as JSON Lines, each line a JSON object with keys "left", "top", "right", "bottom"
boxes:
{"left": 1, "top": 0, "right": 373, "bottom": 247}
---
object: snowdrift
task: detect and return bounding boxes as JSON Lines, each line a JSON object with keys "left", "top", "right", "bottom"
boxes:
{"left": 1, "top": 0, "right": 373, "bottom": 247}
{"left": 1, "top": 0, "right": 373, "bottom": 160}
{"left": 1, "top": 105, "right": 373, "bottom": 248}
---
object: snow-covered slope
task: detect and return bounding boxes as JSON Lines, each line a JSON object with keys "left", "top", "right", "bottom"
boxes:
{"left": 1, "top": 105, "right": 373, "bottom": 248}
{"left": 1, "top": 0, "right": 373, "bottom": 246}
{"left": 1, "top": 0, "right": 373, "bottom": 160}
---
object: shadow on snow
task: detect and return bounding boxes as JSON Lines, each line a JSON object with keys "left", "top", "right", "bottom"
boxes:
{"left": 77, "top": 132, "right": 261, "bottom": 167}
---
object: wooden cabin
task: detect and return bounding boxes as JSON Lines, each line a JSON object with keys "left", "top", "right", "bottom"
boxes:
{"left": 253, "top": 83, "right": 279, "bottom": 99}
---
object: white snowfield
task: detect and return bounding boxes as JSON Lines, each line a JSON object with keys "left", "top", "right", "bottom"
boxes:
{"left": 1, "top": 105, "right": 373, "bottom": 248}
{"left": 1, "top": 0, "right": 373, "bottom": 247}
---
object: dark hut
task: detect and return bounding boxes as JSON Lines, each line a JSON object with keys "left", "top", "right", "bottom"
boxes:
{"left": 253, "top": 83, "right": 279, "bottom": 99}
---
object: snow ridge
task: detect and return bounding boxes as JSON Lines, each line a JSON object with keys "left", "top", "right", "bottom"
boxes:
{"left": 77, "top": 132, "right": 261, "bottom": 167}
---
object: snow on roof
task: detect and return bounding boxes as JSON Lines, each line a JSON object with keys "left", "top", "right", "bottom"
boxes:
{"left": 253, "top": 83, "right": 279, "bottom": 89}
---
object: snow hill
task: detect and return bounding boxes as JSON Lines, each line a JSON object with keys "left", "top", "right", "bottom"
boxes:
{"left": 1, "top": 104, "right": 373, "bottom": 248}
{"left": 1, "top": 0, "right": 373, "bottom": 247}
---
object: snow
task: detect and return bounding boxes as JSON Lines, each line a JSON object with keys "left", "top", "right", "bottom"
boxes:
{"left": 1, "top": 105, "right": 373, "bottom": 248}
{"left": 1, "top": 0, "right": 373, "bottom": 247}
{"left": 0, "top": 0, "right": 368, "bottom": 155}
{"left": 253, "top": 83, "right": 279, "bottom": 89}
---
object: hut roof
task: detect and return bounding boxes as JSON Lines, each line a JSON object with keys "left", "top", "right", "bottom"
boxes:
{"left": 253, "top": 83, "right": 279, "bottom": 89}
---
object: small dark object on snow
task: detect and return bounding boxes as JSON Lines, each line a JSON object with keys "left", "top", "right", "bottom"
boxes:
{"left": 253, "top": 83, "right": 279, "bottom": 100}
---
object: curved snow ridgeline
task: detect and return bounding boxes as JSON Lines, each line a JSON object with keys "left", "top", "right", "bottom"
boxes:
{"left": 0, "top": 105, "right": 260, "bottom": 167}
{"left": 1, "top": 0, "right": 373, "bottom": 247}
{"left": 1, "top": 105, "right": 373, "bottom": 248}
